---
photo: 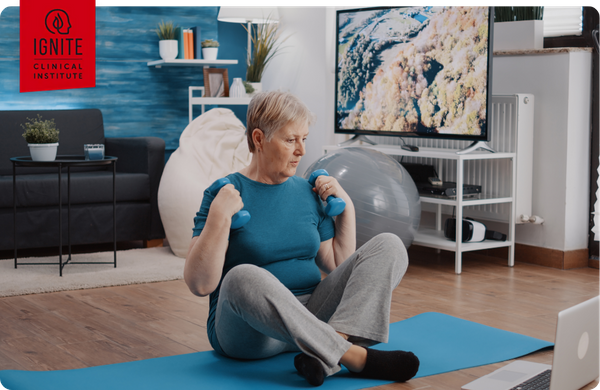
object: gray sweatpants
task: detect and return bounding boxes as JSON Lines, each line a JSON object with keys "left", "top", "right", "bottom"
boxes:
{"left": 214, "top": 232, "right": 408, "bottom": 376}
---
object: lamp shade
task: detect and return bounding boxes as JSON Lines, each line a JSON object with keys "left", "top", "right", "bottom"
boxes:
{"left": 217, "top": 7, "right": 280, "bottom": 24}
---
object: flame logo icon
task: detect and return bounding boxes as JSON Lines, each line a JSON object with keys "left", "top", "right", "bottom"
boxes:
{"left": 45, "top": 9, "right": 71, "bottom": 35}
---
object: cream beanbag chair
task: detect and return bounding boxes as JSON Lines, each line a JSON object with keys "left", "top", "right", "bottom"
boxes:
{"left": 158, "top": 108, "right": 252, "bottom": 257}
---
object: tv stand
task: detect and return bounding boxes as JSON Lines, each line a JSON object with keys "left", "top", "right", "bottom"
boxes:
{"left": 322, "top": 143, "right": 516, "bottom": 274}
{"left": 456, "top": 141, "right": 495, "bottom": 155}
{"left": 337, "top": 135, "right": 377, "bottom": 147}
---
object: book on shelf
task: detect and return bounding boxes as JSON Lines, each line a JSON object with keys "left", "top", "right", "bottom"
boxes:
{"left": 191, "top": 26, "right": 201, "bottom": 59}
{"left": 184, "top": 29, "right": 190, "bottom": 59}
{"left": 175, "top": 27, "right": 185, "bottom": 60}
{"left": 188, "top": 29, "right": 194, "bottom": 59}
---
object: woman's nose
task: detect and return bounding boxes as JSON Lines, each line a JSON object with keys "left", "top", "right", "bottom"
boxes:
{"left": 296, "top": 141, "right": 306, "bottom": 156}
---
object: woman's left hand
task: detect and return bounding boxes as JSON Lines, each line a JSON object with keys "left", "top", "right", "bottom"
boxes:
{"left": 313, "top": 175, "right": 350, "bottom": 205}
{"left": 313, "top": 175, "right": 356, "bottom": 272}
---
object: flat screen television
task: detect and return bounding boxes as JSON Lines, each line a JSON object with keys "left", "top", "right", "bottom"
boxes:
{"left": 335, "top": 6, "right": 494, "bottom": 151}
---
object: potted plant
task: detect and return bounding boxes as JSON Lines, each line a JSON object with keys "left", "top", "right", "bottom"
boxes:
{"left": 494, "top": 7, "right": 544, "bottom": 51}
{"left": 201, "top": 39, "right": 219, "bottom": 61}
{"left": 21, "top": 115, "right": 60, "bottom": 161}
{"left": 156, "top": 20, "right": 178, "bottom": 60}
{"left": 243, "top": 80, "right": 255, "bottom": 96}
{"left": 244, "top": 21, "right": 288, "bottom": 95}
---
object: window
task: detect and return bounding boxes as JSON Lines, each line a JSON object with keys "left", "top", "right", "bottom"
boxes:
{"left": 543, "top": 6, "right": 583, "bottom": 37}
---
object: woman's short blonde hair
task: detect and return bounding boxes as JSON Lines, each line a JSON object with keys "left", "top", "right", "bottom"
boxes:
{"left": 246, "top": 90, "right": 316, "bottom": 153}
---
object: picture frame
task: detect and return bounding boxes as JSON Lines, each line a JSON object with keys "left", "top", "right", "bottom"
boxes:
{"left": 203, "top": 68, "right": 229, "bottom": 98}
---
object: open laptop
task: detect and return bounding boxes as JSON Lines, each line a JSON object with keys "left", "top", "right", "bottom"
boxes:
{"left": 462, "top": 295, "right": 599, "bottom": 390}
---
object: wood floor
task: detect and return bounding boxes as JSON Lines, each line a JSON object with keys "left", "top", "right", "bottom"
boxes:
{"left": 0, "top": 245, "right": 598, "bottom": 389}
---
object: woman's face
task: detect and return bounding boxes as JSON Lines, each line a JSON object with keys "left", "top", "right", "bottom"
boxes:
{"left": 260, "top": 121, "right": 309, "bottom": 184}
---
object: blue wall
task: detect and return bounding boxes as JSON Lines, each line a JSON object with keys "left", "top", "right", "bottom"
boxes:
{"left": 0, "top": 7, "right": 248, "bottom": 158}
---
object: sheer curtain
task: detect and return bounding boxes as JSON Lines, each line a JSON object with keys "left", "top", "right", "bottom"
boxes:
{"left": 543, "top": 6, "right": 583, "bottom": 37}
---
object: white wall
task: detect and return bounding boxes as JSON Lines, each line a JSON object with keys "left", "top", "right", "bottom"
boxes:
{"left": 263, "top": 8, "right": 593, "bottom": 253}
{"left": 493, "top": 51, "right": 592, "bottom": 252}
{"left": 261, "top": 7, "right": 337, "bottom": 177}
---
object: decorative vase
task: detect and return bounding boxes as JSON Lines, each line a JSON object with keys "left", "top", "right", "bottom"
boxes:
{"left": 230, "top": 78, "right": 246, "bottom": 98}
{"left": 202, "top": 47, "right": 218, "bottom": 61}
{"left": 28, "top": 143, "right": 58, "bottom": 161}
{"left": 493, "top": 20, "right": 544, "bottom": 51}
{"left": 248, "top": 82, "right": 262, "bottom": 96}
{"left": 159, "top": 40, "right": 178, "bottom": 60}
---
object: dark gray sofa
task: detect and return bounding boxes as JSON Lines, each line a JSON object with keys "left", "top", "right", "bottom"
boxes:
{"left": 0, "top": 109, "right": 165, "bottom": 251}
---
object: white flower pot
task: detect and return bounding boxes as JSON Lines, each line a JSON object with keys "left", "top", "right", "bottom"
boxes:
{"left": 494, "top": 20, "right": 544, "bottom": 51}
{"left": 29, "top": 143, "right": 58, "bottom": 161}
{"left": 202, "top": 47, "right": 218, "bottom": 61}
{"left": 159, "top": 40, "right": 178, "bottom": 60}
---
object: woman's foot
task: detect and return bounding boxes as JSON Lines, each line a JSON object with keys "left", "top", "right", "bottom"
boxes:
{"left": 349, "top": 348, "right": 420, "bottom": 382}
{"left": 294, "top": 353, "right": 325, "bottom": 387}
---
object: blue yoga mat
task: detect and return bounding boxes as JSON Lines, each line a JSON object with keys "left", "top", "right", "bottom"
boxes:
{"left": 0, "top": 312, "right": 553, "bottom": 390}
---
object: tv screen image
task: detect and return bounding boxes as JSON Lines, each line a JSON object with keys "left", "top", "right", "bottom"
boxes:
{"left": 335, "top": 6, "right": 493, "bottom": 142}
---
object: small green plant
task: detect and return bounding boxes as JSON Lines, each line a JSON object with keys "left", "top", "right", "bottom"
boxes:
{"left": 494, "top": 7, "right": 544, "bottom": 22}
{"left": 155, "top": 20, "right": 177, "bottom": 40}
{"left": 243, "top": 80, "right": 255, "bottom": 94}
{"left": 21, "top": 115, "right": 59, "bottom": 144}
{"left": 201, "top": 39, "right": 219, "bottom": 48}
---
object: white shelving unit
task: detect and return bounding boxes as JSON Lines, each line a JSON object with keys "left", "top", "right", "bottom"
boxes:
{"left": 147, "top": 59, "right": 250, "bottom": 123}
{"left": 188, "top": 87, "right": 251, "bottom": 123}
{"left": 323, "top": 144, "right": 517, "bottom": 274}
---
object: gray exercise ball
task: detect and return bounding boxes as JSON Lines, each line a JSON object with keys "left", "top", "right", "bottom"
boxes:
{"left": 304, "top": 147, "right": 421, "bottom": 249}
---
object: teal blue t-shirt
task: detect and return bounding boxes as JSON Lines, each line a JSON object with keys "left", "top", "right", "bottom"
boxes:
{"left": 192, "top": 173, "right": 335, "bottom": 354}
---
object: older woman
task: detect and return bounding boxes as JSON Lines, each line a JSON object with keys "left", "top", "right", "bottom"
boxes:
{"left": 184, "top": 91, "right": 419, "bottom": 387}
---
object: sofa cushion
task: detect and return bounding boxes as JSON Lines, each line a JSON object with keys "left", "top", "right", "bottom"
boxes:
{"left": 0, "top": 172, "right": 149, "bottom": 208}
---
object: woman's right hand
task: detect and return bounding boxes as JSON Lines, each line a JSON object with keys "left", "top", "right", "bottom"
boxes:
{"left": 209, "top": 184, "right": 244, "bottom": 224}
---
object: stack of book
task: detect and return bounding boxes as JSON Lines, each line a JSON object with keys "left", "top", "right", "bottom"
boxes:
{"left": 175, "top": 26, "right": 201, "bottom": 59}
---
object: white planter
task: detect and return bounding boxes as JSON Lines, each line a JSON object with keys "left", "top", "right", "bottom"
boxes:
{"left": 202, "top": 47, "right": 218, "bottom": 61}
{"left": 494, "top": 20, "right": 544, "bottom": 51}
{"left": 159, "top": 40, "right": 178, "bottom": 60}
{"left": 29, "top": 143, "right": 58, "bottom": 161}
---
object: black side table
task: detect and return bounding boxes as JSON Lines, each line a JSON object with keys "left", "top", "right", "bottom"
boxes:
{"left": 11, "top": 155, "right": 118, "bottom": 276}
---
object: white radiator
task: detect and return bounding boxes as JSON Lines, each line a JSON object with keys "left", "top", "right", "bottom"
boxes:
{"left": 369, "top": 94, "right": 535, "bottom": 224}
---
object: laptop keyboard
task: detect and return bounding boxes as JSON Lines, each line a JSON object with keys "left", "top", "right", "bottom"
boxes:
{"left": 509, "top": 369, "right": 552, "bottom": 390}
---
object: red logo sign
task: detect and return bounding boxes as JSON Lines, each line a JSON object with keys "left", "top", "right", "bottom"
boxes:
{"left": 20, "top": 0, "right": 96, "bottom": 93}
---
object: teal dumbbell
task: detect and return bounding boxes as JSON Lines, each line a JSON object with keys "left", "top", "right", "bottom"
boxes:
{"left": 307, "top": 169, "right": 346, "bottom": 217}
{"left": 207, "top": 178, "right": 251, "bottom": 229}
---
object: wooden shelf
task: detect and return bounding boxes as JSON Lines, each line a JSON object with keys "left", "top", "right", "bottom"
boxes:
{"left": 147, "top": 59, "right": 239, "bottom": 68}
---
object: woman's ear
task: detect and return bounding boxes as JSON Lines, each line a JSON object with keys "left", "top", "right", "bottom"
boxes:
{"left": 252, "top": 128, "right": 264, "bottom": 152}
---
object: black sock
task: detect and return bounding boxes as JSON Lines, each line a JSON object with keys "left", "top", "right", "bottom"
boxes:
{"left": 294, "top": 353, "right": 325, "bottom": 387}
{"left": 351, "top": 348, "right": 420, "bottom": 382}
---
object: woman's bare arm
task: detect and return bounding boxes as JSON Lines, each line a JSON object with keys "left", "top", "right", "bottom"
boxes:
{"left": 184, "top": 184, "right": 243, "bottom": 296}
{"left": 314, "top": 177, "right": 356, "bottom": 273}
